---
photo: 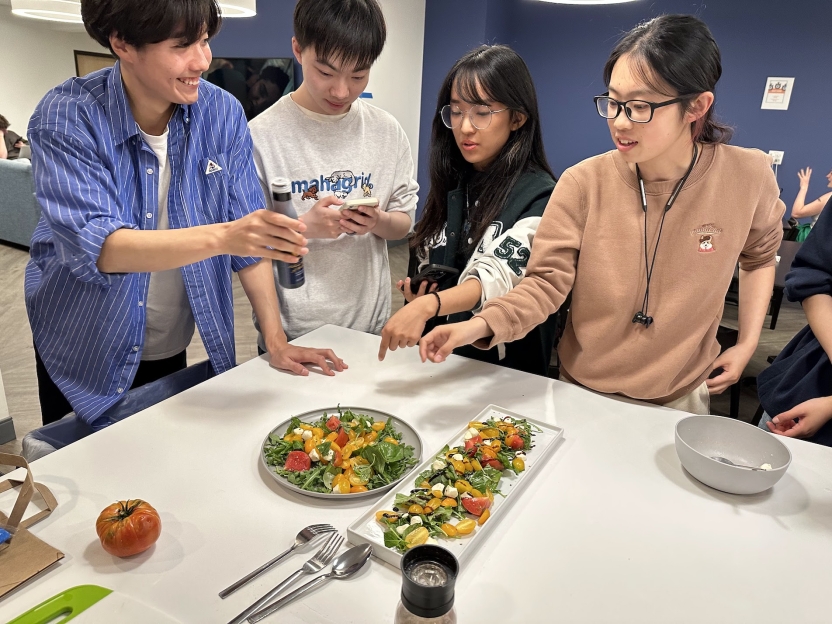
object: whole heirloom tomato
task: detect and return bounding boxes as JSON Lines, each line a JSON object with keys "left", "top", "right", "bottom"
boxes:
{"left": 96, "top": 499, "right": 162, "bottom": 557}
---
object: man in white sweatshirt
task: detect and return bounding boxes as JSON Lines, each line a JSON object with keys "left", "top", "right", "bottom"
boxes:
{"left": 249, "top": 0, "right": 418, "bottom": 357}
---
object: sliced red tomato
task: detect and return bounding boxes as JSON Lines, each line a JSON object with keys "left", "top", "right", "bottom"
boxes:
{"left": 481, "top": 457, "right": 505, "bottom": 471}
{"left": 464, "top": 436, "right": 482, "bottom": 455}
{"left": 505, "top": 434, "right": 524, "bottom": 451}
{"left": 332, "top": 449, "right": 343, "bottom": 468}
{"left": 335, "top": 428, "right": 349, "bottom": 448}
{"left": 461, "top": 496, "right": 492, "bottom": 516}
{"left": 325, "top": 415, "right": 341, "bottom": 431}
{"left": 285, "top": 450, "right": 311, "bottom": 472}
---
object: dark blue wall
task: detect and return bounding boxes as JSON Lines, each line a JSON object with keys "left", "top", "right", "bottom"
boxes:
{"left": 211, "top": 3, "right": 295, "bottom": 59}
{"left": 420, "top": 0, "right": 832, "bottom": 218}
{"left": 416, "top": 1, "right": 490, "bottom": 206}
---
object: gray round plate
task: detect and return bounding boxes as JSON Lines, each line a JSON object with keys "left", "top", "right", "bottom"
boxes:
{"left": 261, "top": 407, "right": 423, "bottom": 500}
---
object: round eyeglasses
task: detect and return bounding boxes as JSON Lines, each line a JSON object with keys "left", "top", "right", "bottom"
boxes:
{"left": 440, "top": 104, "right": 508, "bottom": 130}
{"left": 593, "top": 93, "right": 689, "bottom": 124}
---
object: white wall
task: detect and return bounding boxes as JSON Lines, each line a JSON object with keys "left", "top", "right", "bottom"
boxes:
{"left": 367, "top": 0, "right": 426, "bottom": 175}
{"left": 0, "top": 2, "right": 426, "bottom": 171}
{"left": 0, "top": 6, "right": 108, "bottom": 136}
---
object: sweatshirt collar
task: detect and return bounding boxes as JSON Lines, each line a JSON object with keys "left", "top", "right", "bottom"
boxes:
{"left": 612, "top": 142, "right": 716, "bottom": 195}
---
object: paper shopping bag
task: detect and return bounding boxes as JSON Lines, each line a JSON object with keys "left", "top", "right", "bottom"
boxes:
{"left": 0, "top": 452, "right": 63, "bottom": 598}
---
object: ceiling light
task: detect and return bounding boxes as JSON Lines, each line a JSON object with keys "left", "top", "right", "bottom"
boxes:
{"left": 220, "top": 0, "right": 256, "bottom": 17}
{"left": 11, "top": 0, "right": 82, "bottom": 23}
{"left": 10, "top": 0, "right": 257, "bottom": 23}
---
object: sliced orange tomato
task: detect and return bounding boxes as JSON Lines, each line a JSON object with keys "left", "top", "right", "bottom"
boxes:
{"left": 456, "top": 519, "right": 476, "bottom": 535}
{"left": 348, "top": 470, "right": 369, "bottom": 486}
{"left": 479, "top": 446, "right": 498, "bottom": 459}
{"left": 440, "top": 523, "right": 458, "bottom": 537}
{"left": 331, "top": 474, "right": 350, "bottom": 494}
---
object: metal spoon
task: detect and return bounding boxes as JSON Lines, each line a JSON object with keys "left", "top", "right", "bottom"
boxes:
{"left": 710, "top": 456, "right": 767, "bottom": 471}
{"left": 219, "top": 524, "right": 336, "bottom": 598}
{"left": 247, "top": 544, "right": 373, "bottom": 623}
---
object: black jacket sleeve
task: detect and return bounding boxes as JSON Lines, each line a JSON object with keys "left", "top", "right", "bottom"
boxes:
{"left": 785, "top": 196, "right": 832, "bottom": 302}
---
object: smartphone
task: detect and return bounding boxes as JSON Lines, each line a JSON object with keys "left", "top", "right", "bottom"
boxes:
{"left": 410, "top": 264, "right": 460, "bottom": 293}
{"left": 340, "top": 197, "right": 379, "bottom": 214}
{"left": 339, "top": 197, "right": 380, "bottom": 235}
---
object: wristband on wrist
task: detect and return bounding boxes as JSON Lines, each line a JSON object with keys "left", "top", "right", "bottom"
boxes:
{"left": 430, "top": 291, "right": 442, "bottom": 318}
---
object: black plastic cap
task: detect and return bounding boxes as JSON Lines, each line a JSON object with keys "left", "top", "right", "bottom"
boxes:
{"left": 400, "top": 545, "right": 459, "bottom": 619}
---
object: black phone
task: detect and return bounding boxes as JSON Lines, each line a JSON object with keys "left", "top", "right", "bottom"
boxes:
{"left": 409, "top": 264, "right": 459, "bottom": 294}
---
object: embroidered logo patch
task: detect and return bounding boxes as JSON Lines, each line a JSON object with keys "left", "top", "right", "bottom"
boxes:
{"left": 205, "top": 160, "right": 223, "bottom": 175}
{"left": 691, "top": 223, "right": 722, "bottom": 253}
{"left": 698, "top": 235, "right": 716, "bottom": 253}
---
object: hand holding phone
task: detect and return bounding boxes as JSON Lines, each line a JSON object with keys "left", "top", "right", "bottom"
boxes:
{"left": 408, "top": 264, "right": 460, "bottom": 294}
{"left": 340, "top": 197, "right": 380, "bottom": 235}
{"left": 340, "top": 197, "right": 379, "bottom": 214}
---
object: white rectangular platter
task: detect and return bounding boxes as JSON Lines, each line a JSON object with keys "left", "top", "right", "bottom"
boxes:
{"left": 347, "top": 404, "right": 564, "bottom": 570}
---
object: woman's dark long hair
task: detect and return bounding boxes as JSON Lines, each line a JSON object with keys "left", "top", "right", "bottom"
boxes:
{"left": 412, "top": 45, "right": 555, "bottom": 255}
{"left": 603, "top": 14, "right": 732, "bottom": 144}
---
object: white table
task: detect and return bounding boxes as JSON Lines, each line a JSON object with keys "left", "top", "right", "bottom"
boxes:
{"left": 3, "top": 325, "right": 832, "bottom": 623}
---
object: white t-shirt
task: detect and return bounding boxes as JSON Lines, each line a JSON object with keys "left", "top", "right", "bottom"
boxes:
{"left": 139, "top": 127, "right": 196, "bottom": 360}
{"left": 248, "top": 95, "right": 419, "bottom": 343}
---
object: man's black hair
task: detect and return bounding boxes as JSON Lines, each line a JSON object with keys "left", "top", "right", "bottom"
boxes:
{"left": 81, "top": 0, "right": 221, "bottom": 55}
{"left": 294, "top": 0, "right": 386, "bottom": 70}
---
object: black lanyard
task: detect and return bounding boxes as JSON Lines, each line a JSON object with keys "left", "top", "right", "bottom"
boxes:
{"left": 632, "top": 143, "right": 699, "bottom": 328}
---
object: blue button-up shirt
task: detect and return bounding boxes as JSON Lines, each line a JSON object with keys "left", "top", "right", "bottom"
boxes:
{"left": 25, "top": 63, "right": 265, "bottom": 425}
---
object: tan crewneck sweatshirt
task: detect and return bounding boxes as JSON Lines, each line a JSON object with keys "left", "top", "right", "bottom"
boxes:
{"left": 477, "top": 143, "right": 785, "bottom": 402}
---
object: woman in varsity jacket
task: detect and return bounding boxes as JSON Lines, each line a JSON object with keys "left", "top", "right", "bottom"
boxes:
{"left": 378, "top": 45, "right": 558, "bottom": 376}
{"left": 418, "top": 15, "right": 785, "bottom": 415}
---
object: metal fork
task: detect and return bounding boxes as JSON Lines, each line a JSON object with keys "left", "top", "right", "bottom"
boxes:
{"left": 219, "top": 524, "right": 336, "bottom": 599}
{"left": 227, "top": 531, "right": 344, "bottom": 624}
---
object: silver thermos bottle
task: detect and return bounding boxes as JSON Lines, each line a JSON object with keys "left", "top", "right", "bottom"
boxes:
{"left": 269, "top": 177, "right": 305, "bottom": 289}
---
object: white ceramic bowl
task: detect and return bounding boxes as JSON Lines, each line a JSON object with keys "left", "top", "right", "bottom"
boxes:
{"left": 675, "top": 415, "right": 791, "bottom": 495}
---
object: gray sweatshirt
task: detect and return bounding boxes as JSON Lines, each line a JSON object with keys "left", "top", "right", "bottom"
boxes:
{"left": 249, "top": 95, "right": 418, "bottom": 344}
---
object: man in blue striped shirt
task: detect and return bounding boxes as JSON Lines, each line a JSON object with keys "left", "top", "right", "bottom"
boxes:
{"left": 27, "top": 0, "right": 346, "bottom": 428}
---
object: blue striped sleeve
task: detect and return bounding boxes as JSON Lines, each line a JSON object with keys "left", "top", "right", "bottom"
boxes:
{"left": 29, "top": 127, "right": 136, "bottom": 286}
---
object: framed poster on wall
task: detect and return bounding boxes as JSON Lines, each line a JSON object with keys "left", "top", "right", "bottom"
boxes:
{"left": 74, "top": 51, "right": 117, "bottom": 77}
{"left": 761, "top": 77, "right": 795, "bottom": 111}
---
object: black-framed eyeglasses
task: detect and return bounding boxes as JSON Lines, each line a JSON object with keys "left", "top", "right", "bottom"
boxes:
{"left": 593, "top": 93, "right": 690, "bottom": 124}
{"left": 440, "top": 104, "right": 508, "bottom": 130}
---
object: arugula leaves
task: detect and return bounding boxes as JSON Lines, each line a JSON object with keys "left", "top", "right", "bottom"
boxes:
{"left": 359, "top": 441, "right": 416, "bottom": 488}
{"left": 263, "top": 438, "right": 303, "bottom": 467}
{"left": 263, "top": 410, "right": 417, "bottom": 495}
{"left": 469, "top": 466, "right": 502, "bottom": 493}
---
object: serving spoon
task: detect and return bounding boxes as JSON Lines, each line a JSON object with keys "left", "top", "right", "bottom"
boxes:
{"left": 710, "top": 456, "right": 768, "bottom": 471}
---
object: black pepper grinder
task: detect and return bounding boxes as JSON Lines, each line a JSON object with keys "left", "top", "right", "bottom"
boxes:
{"left": 394, "top": 545, "right": 459, "bottom": 624}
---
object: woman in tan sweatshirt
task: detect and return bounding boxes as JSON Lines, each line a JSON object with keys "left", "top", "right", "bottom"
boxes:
{"left": 418, "top": 15, "right": 785, "bottom": 414}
